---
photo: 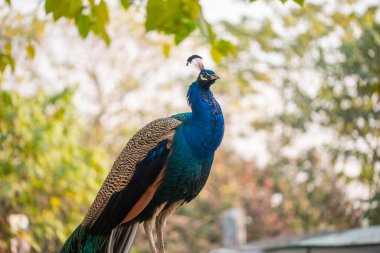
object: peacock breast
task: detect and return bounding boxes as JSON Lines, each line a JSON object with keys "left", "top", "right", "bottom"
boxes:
{"left": 154, "top": 125, "right": 214, "bottom": 203}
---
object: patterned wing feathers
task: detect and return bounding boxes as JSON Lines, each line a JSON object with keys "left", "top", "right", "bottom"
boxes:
{"left": 83, "top": 117, "right": 182, "bottom": 227}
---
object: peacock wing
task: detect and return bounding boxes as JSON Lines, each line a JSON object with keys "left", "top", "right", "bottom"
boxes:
{"left": 82, "top": 117, "right": 182, "bottom": 234}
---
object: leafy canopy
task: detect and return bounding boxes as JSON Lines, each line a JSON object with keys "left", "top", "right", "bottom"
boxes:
{"left": 0, "top": 0, "right": 304, "bottom": 75}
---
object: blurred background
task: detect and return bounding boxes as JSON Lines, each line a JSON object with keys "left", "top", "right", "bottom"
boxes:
{"left": 0, "top": 0, "right": 379, "bottom": 252}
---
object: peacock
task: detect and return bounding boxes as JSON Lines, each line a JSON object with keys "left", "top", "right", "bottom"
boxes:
{"left": 61, "top": 55, "right": 224, "bottom": 253}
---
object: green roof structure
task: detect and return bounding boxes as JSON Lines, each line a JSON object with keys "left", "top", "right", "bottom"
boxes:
{"left": 298, "top": 225, "right": 380, "bottom": 247}
{"left": 267, "top": 225, "right": 380, "bottom": 251}
{"left": 211, "top": 226, "right": 380, "bottom": 253}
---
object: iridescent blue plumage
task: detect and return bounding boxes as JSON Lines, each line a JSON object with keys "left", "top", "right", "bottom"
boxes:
{"left": 163, "top": 71, "right": 224, "bottom": 199}
{"left": 133, "top": 72, "right": 224, "bottom": 221}
{"left": 185, "top": 77, "right": 224, "bottom": 157}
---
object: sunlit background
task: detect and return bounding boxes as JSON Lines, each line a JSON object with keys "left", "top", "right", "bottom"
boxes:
{"left": 1, "top": 0, "right": 379, "bottom": 252}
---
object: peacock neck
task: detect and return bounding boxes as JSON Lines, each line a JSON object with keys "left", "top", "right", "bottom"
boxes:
{"left": 183, "top": 82, "right": 224, "bottom": 158}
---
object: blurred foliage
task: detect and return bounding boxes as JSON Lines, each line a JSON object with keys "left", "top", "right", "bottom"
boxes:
{"left": 0, "top": 0, "right": 304, "bottom": 75}
{"left": 252, "top": 149, "right": 361, "bottom": 237}
{"left": 279, "top": 3, "right": 379, "bottom": 225}
{"left": 319, "top": 8, "right": 379, "bottom": 223}
{"left": 0, "top": 88, "right": 109, "bottom": 252}
{"left": 0, "top": 9, "right": 45, "bottom": 80}
{"left": 46, "top": 0, "right": 110, "bottom": 43}
{"left": 221, "top": 0, "right": 379, "bottom": 226}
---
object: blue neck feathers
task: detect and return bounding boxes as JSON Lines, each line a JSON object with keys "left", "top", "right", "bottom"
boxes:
{"left": 184, "top": 82, "right": 224, "bottom": 157}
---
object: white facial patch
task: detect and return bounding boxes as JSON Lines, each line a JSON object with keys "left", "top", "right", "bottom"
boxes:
{"left": 200, "top": 73, "right": 208, "bottom": 81}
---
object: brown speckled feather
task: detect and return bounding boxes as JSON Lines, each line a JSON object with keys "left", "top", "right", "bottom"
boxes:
{"left": 82, "top": 117, "right": 182, "bottom": 227}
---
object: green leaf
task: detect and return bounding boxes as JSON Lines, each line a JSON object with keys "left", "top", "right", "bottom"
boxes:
{"left": 47, "top": 0, "right": 65, "bottom": 20}
{"left": 99, "top": 28, "right": 111, "bottom": 45}
{"left": 0, "top": 55, "right": 8, "bottom": 72}
{"left": 210, "top": 46, "right": 223, "bottom": 64}
{"left": 294, "top": 0, "right": 304, "bottom": 5}
{"left": 45, "top": 0, "right": 55, "bottom": 13}
{"left": 4, "top": 42, "right": 12, "bottom": 54}
{"left": 46, "top": 0, "right": 82, "bottom": 18}
{"left": 90, "top": 0, "right": 110, "bottom": 44}
{"left": 208, "top": 39, "right": 236, "bottom": 63}
{"left": 7, "top": 55, "right": 15, "bottom": 72}
{"left": 94, "top": 0, "right": 109, "bottom": 23}
{"left": 75, "top": 14, "right": 91, "bottom": 38}
{"left": 0, "top": 43, "right": 15, "bottom": 73}
{"left": 120, "top": 0, "right": 132, "bottom": 9}
{"left": 0, "top": 91, "right": 12, "bottom": 106}
{"left": 162, "top": 44, "right": 170, "bottom": 58}
{"left": 215, "top": 39, "right": 237, "bottom": 56}
{"left": 8, "top": 55, "right": 16, "bottom": 72}
{"left": 145, "top": 0, "right": 200, "bottom": 45}
{"left": 26, "top": 44, "right": 35, "bottom": 60}
{"left": 6, "top": 0, "right": 11, "bottom": 6}
{"left": 67, "top": 0, "right": 82, "bottom": 17}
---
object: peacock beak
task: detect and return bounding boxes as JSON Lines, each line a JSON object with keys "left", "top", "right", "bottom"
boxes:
{"left": 210, "top": 74, "right": 220, "bottom": 80}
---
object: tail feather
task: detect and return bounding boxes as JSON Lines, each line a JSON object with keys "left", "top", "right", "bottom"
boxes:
{"left": 107, "top": 223, "right": 139, "bottom": 253}
{"left": 60, "top": 225, "right": 85, "bottom": 253}
{"left": 61, "top": 223, "right": 138, "bottom": 253}
{"left": 60, "top": 225, "right": 107, "bottom": 253}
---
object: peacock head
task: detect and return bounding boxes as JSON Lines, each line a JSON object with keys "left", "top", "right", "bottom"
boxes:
{"left": 186, "top": 55, "right": 220, "bottom": 89}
